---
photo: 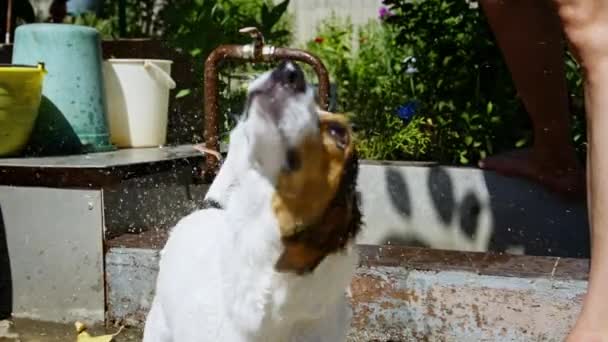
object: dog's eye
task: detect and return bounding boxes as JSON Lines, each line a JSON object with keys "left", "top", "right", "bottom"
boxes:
{"left": 327, "top": 122, "right": 349, "bottom": 150}
{"left": 284, "top": 148, "right": 301, "bottom": 172}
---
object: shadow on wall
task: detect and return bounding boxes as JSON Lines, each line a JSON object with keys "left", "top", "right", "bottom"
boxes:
{"left": 385, "top": 167, "right": 412, "bottom": 218}
{"left": 380, "top": 167, "right": 430, "bottom": 247}
{"left": 0, "top": 204, "right": 12, "bottom": 319}
{"left": 369, "top": 163, "right": 589, "bottom": 258}
{"left": 483, "top": 171, "right": 590, "bottom": 258}
{"left": 379, "top": 165, "right": 488, "bottom": 251}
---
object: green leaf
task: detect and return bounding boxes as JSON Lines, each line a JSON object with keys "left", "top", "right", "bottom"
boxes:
{"left": 464, "top": 135, "right": 473, "bottom": 146}
{"left": 442, "top": 56, "right": 452, "bottom": 66}
{"left": 267, "top": 0, "right": 290, "bottom": 28}
{"left": 515, "top": 138, "right": 527, "bottom": 148}
{"left": 190, "top": 48, "right": 202, "bottom": 57}
{"left": 260, "top": 3, "right": 270, "bottom": 26}
{"left": 459, "top": 153, "right": 469, "bottom": 164}
{"left": 175, "top": 89, "right": 191, "bottom": 99}
{"left": 271, "top": 0, "right": 291, "bottom": 17}
{"left": 486, "top": 101, "right": 493, "bottom": 114}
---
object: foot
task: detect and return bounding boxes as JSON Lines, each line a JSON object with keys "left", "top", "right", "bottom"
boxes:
{"left": 478, "top": 147, "right": 585, "bottom": 199}
{"left": 568, "top": 331, "right": 608, "bottom": 342}
{"left": 567, "top": 316, "right": 608, "bottom": 342}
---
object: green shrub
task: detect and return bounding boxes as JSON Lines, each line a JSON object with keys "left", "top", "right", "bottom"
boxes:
{"left": 305, "top": 17, "right": 431, "bottom": 160}
{"left": 83, "top": 0, "right": 588, "bottom": 163}
{"left": 306, "top": 1, "right": 586, "bottom": 164}
{"left": 306, "top": 12, "right": 518, "bottom": 163}
{"left": 159, "top": 0, "right": 293, "bottom": 141}
{"left": 158, "top": 0, "right": 292, "bottom": 61}
{"left": 382, "top": 0, "right": 525, "bottom": 164}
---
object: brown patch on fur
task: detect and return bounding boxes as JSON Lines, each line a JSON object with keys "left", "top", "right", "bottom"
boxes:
{"left": 273, "top": 112, "right": 363, "bottom": 274}
{"left": 272, "top": 135, "right": 338, "bottom": 237}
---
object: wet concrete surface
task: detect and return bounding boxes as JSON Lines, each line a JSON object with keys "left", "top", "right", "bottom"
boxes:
{"left": 1, "top": 319, "right": 142, "bottom": 341}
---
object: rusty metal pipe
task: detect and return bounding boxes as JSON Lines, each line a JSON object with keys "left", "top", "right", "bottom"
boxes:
{"left": 5, "top": 0, "right": 12, "bottom": 44}
{"left": 201, "top": 28, "right": 330, "bottom": 182}
{"left": 202, "top": 44, "right": 247, "bottom": 181}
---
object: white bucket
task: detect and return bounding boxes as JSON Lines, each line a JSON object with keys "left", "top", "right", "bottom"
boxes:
{"left": 103, "top": 59, "right": 176, "bottom": 148}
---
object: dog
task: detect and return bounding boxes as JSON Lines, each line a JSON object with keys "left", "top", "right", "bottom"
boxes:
{"left": 143, "top": 61, "right": 362, "bottom": 342}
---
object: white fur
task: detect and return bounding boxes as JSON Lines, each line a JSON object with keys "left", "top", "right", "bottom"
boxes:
{"left": 144, "top": 63, "right": 358, "bottom": 342}
{"left": 203, "top": 121, "right": 248, "bottom": 206}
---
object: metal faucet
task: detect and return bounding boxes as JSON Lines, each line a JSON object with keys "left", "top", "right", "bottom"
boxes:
{"left": 200, "top": 27, "right": 331, "bottom": 182}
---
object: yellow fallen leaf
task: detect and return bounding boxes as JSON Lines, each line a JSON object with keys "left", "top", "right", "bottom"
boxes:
{"left": 75, "top": 321, "right": 123, "bottom": 342}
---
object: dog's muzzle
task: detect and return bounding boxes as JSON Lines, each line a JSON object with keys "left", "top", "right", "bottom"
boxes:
{"left": 246, "top": 60, "right": 308, "bottom": 122}
{"left": 269, "top": 60, "right": 307, "bottom": 94}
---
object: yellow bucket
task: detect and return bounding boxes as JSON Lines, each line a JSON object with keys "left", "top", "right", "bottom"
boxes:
{"left": 0, "top": 63, "right": 46, "bottom": 156}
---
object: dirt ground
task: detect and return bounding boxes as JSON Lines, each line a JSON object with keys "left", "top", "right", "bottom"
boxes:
{"left": 0, "top": 319, "right": 142, "bottom": 342}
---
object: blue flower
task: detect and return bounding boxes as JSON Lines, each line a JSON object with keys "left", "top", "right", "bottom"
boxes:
{"left": 395, "top": 101, "right": 417, "bottom": 123}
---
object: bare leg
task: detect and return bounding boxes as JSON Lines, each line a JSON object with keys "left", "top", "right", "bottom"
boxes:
{"left": 478, "top": 0, "right": 585, "bottom": 198}
{"left": 547, "top": 1, "right": 608, "bottom": 340}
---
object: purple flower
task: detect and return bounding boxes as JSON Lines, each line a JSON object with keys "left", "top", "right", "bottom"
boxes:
{"left": 395, "top": 101, "right": 418, "bottom": 123}
{"left": 378, "top": 6, "right": 392, "bottom": 20}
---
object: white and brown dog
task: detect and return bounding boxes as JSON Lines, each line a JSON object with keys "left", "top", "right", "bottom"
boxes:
{"left": 143, "top": 61, "right": 362, "bottom": 342}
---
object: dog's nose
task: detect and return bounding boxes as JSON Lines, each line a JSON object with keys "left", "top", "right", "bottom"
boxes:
{"left": 271, "top": 60, "right": 306, "bottom": 93}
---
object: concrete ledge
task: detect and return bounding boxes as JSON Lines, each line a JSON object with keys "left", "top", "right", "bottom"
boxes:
{"left": 350, "top": 246, "right": 586, "bottom": 341}
{"left": 349, "top": 268, "right": 584, "bottom": 341}
{"left": 106, "top": 244, "right": 587, "bottom": 341}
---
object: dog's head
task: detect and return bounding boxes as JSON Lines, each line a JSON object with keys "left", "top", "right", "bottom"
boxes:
{"left": 239, "top": 61, "right": 362, "bottom": 275}
{"left": 272, "top": 111, "right": 362, "bottom": 275}
{"left": 242, "top": 60, "right": 319, "bottom": 178}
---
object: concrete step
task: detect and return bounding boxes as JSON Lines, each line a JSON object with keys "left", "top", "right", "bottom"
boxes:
{"left": 105, "top": 231, "right": 587, "bottom": 341}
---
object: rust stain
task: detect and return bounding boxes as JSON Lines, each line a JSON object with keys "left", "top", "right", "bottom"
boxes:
{"left": 351, "top": 304, "right": 371, "bottom": 329}
{"left": 471, "top": 304, "right": 483, "bottom": 328}
{"left": 350, "top": 273, "right": 419, "bottom": 304}
{"left": 424, "top": 288, "right": 437, "bottom": 319}
{"left": 350, "top": 274, "right": 387, "bottom": 303}
{"left": 380, "top": 301, "right": 394, "bottom": 310}
{"left": 392, "top": 288, "right": 420, "bottom": 303}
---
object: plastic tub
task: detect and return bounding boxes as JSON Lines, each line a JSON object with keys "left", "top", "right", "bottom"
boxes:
{"left": 12, "top": 23, "right": 114, "bottom": 154}
{"left": 103, "top": 59, "right": 176, "bottom": 148}
{"left": 0, "top": 63, "right": 46, "bottom": 156}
